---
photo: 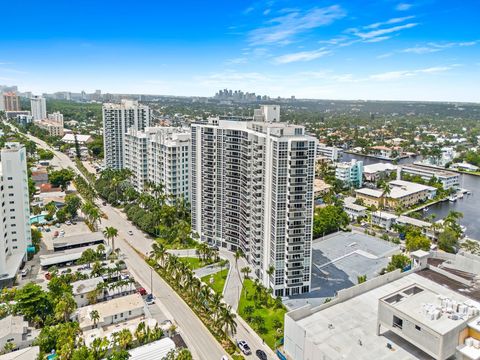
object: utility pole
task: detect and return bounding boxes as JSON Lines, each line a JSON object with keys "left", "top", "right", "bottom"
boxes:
{"left": 150, "top": 267, "right": 153, "bottom": 296}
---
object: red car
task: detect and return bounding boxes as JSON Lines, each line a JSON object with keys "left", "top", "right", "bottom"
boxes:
{"left": 137, "top": 287, "right": 147, "bottom": 296}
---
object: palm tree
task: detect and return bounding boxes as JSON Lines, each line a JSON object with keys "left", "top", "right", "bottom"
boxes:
{"left": 150, "top": 242, "right": 167, "bottom": 266}
{"left": 218, "top": 305, "right": 237, "bottom": 336}
{"left": 209, "top": 292, "right": 223, "bottom": 324}
{"left": 266, "top": 265, "right": 275, "bottom": 279}
{"left": 103, "top": 226, "right": 118, "bottom": 251}
{"left": 134, "top": 321, "right": 147, "bottom": 345}
{"left": 114, "top": 328, "right": 133, "bottom": 350}
{"left": 240, "top": 266, "right": 251, "bottom": 281}
{"left": 380, "top": 182, "right": 391, "bottom": 210}
{"left": 90, "top": 309, "right": 100, "bottom": 328}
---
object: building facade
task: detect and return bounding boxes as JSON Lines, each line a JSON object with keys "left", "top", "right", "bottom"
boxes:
{"left": 316, "top": 143, "right": 342, "bottom": 162}
{"left": 1, "top": 92, "right": 20, "bottom": 111}
{"left": 191, "top": 108, "right": 317, "bottom": 297}
{"left": 400, "top": 164, "right": 459, "bottom": 190}
{"left": 123, "top": 127, "right": 190, "bottom": 200}
{"left": 335, "top": 159, "right": 363, "bottom": 188}
{"left": 30, "top": 96, "right": 46, "bottom": 121}
{"left": 0, "top": 143, "right": 31, "bottom": 286}
{"left": 102, "top": 100, "right": 150, "bottom": 170}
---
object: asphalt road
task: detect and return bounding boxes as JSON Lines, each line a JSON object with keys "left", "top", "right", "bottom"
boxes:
{"left": 19, "top": 128, "right": 276, "bottom": 360}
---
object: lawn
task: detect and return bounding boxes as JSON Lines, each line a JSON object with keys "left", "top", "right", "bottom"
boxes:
{"left": 178, "top": 256, "right": 219, "bottom": 270}
{"left": 202, "top": 268, "right": 229, "bottom": 294}
{"left": 155, "top": 237, "right": 198, "bottom": 250}
{"left": 237, "top": 278, "right": 287, "bottom": 349}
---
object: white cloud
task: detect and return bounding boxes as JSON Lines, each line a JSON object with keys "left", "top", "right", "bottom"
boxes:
{"left": 364, "top": 36, "right": 391, "bottom": 43}
{"left": 402, "top": 41, "right": 478, "bottom": 54}
{"left": 354, "top": 22, "right": 418, "bottom": 40}
{"left": 370, "top": 66, "right": 453, "bottom": 81}
{"left": 396, "top": 3, "right": 413, "bottom": 11}
{"left": 248, "top": 5, "right": 346, "bottom": 45}
{"left": 363, "top": 16, "right": 415, "bottom": 30}
{"left": 225, "top": 57, "right": 248, "bottom": 65}
{"left": 275, "top": 49, "right": 331, "bottom": 64}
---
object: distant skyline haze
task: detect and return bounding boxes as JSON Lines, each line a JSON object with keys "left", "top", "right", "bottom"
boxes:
{"left": 1, "top": 0, "right": 479, "bottom": 102}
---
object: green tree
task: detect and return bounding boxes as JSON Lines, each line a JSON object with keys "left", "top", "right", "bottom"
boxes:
{"left": 14, "top": 283, "right": 53, "bottom": 325}
{"left": 438, "top": 228, "right": 459, "bottom": 253}
{"left": 313, "top": 205, "right": 349, "bottom": 238}
{"left": 103, "top": 226, "right": 119, "bottom": 251}
{"left": 64, "top": 194, "right": 82, "bottom": 218}
{"left": 49, "top": 168, "right": 74, "bottom": 190}
{"left": 405, "top": 232, "right": 431, "bottom": 252}
{"left": 385, "top": 254, "right": 411, "bottom": 272}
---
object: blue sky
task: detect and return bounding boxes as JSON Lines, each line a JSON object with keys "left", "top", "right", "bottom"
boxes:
{"left": 1, "top": 0, "right": 479, "bottom": 101}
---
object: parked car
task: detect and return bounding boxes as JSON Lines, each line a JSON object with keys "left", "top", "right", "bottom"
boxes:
{"left": 256, "top": 349, "right": 267, "bottom": 360}
{"left": 55, "top": 223, "right": 61, "bottom": 228}
{"left": 102, "top": 201, "right": 107, "bottom": 206}
{"left": 237, "top": 340, "right": 251, "bottom": 355}
{"left": 128, "top": 230, "right": 134, "bottom": 235}
{"left": 137, "top": 287, "right": 147, "bottom": 296}
{"left": 65, "top": 220, "right": 72, "bottom": 225}
{"left": 20, "top": 268, "right": 30, "bottom": 277}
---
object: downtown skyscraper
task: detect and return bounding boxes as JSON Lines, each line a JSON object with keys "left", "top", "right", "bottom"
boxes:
{"left": 191, "top": 106, "right": 317, "bottom": 297}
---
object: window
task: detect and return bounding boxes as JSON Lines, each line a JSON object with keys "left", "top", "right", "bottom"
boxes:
{"left": 393, "top": 315, "right": 403, "bottom": 330}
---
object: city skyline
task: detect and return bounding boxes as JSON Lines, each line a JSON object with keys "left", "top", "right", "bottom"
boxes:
{"left": 1, "top": 0, "right": 479, "bottom": 102}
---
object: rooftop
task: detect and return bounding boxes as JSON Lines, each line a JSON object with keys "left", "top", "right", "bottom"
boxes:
{"left": 128, "top": 338, "right": 176, "bottom": 360}
{"left": 0, "top": 347, "right": 40, "bottom": 360}
{"left": 363, "top": 162, "right": 398, "bottom": 174}
{"left": 76, "top": 293, "right": 145, "bottom": 328}
{"left": 402, "top": 164, "right": 458, "bottom": 178}
{"left": 380, "top": 283, "right": 480, "bottom": 335}
{"left": 53, "top": 231, "right": 104, "bottom": 250}
{"left": 288, "top": 272, "right": 479, "bottom": 360}
{"left": 71, "top": 276, "right": 104, "bottom": 296}
{"left": 0, "top": 316, "right": 26, "bottom": 339}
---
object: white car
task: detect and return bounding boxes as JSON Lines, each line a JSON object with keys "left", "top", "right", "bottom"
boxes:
{"left": 237, "top": 340, "right": 251, "bottom": 355}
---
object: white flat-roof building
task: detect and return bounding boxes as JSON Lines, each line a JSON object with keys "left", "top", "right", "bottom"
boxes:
{"left": 103, "top": 100, "right": 151, "bottom": 170}
{"left": 451, "top": 162, "right": 479, "bottom": 172}
{"left": 401, "top": 164, "right": 460, "bottom": 190}
{"left": 0, "top": 316, "right": 37, "bottom": 351}
{"left": 363, "top": 163, "right": 398, "bottom": 183}
{"left": 191, "top": 106, "right": 317, "bottom": 297}
{"left": 0, "top": 143, "right": 31, "bottom": 287}
{"left": 61, "top": 134, "right": 93, "bottom": 144}
{"left": 344, "top": 202, "right": 367, "bottom": 220}
{"left": 0, "top": 346, "right": 40, "bottom": 360}
{"left": 371, "top": 211, "right": 398, "bottom": 230}
{"left": 71, "top": 277, "right": 104, "bottom": 307}
{"left": 284, "top": 256, "right": 480, "bottom": 360}
{"left": 316, "top": 143, "right": 342, "bottom": 162}
{"left": 74, "top": 293, "right": 146, "bottom": 331}
{"left": 128, "top": 338, "right": 176, "bottom": 360}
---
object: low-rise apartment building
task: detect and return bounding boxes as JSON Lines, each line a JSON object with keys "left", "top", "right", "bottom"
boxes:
{"left": 401, "top": 164, "right": 460, "bottom": 190}
{"left": 335, "top": 159, "right": 363, "bottom": 188}
{"left": 355, "top": 180, "right": 436, "bottom": 210}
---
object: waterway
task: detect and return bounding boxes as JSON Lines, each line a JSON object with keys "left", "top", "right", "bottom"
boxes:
{"left": 342, "top": 152, "right": 480, "bottom": 240}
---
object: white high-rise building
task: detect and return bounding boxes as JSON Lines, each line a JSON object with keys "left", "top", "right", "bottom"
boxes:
{"left": 30, "top": 96, "right": 47, "bottom": 121}
{"left": 124, "top": 127, "right": 190, "bottom": 201}
{"left": 0, "top": 143, "right": 31, "bottom": 286}
{"left": 148, "top": 128, "right": 190, "bottom": 201}
{"left": 103, "top": 100, "right": 150, "bottom": 169}
{"left": 191, "top": 107, "right": 317, "bottom": 297}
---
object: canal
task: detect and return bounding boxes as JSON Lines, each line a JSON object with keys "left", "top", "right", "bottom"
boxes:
{"left": 342, "top": 152, "right": 480, "bottom": 240}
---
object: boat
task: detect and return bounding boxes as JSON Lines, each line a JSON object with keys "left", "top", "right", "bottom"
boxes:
{"left": 449, "top": 195, "right": 457, "bottom": 202}
{"left": 460, "top": 225, "right": 467, "bottom": 233}
{"left": 423, "top": 207, "right": 429, "bottom": 212}
{"left": 457, "top": 192, "right": 464, "bottom": 199}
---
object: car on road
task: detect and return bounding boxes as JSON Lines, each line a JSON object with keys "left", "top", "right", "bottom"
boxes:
{"left": 128, "top": 230, "right": 134, "bottom": 235}
{"left": 102, "top": 201, "right": 107, "bottom": 206}
{"left": 256, "top": 349, "right": 267, "bottom": 360}
{"left": 237, "top": 340, "right": 251, "bottom": 355}
{"left": 145, "top": 294, "right": 155, "bottom": 305}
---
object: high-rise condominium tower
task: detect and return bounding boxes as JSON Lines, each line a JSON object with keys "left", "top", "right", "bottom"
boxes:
{"left": 1, "top": 92, "right": 20, "bottom": 111}
{"left": 0, "top": 143, "right": 31, "bottom": 287}
{"left": 30, "top": 95, "right": 47, "bottom": 121}
{"left": 102, "top": 100, "right": 150, "bottom": 169}
{"left": 124, "top": 127, "right": 190, "bottom": 201}
{"left": 191, "top": 105, "right": 317, "bottom": 297}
